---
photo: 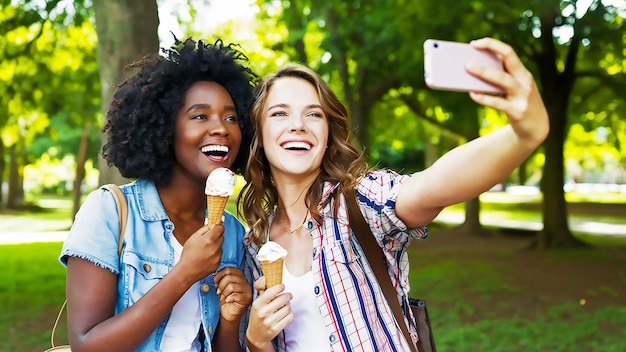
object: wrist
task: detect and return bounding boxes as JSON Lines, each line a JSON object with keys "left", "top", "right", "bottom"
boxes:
{"left": 245, "top": 332, "right": 273, "bottom": 352}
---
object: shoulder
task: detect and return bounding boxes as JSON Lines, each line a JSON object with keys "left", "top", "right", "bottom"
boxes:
{"left": 59, "top": 187, "right": 123, "bottom": 272}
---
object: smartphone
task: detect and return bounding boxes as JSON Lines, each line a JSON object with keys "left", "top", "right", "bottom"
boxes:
{"left": 423, "top": 39, "right": 505, "bottom": 94}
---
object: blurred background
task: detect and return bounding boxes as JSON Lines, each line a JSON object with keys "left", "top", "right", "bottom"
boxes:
{"left": 1, "top": 1, "right": 625, "bottom": 351}
{"left": 1, "top": 0, "right": 625, "bottom": 247}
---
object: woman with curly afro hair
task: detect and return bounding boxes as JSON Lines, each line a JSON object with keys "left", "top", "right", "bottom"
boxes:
{"left": 60, "top": 37, "right": 257, "bottom": 352}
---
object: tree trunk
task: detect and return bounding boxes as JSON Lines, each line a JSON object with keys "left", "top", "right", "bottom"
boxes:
{"left": 349, "top": 99, "right": 368, "bottom": 150}
{"left": 538, "top": 101, "right": 585, "bottom": 249}
{"left": 7, "top": 144, "right": 24, "bottom": 209}
{"left": 518, "top": 159, "right": 528, "bottom": 185}
{"left": 0, "top": 139, "right": 5, "bottom": 208}
{"left": 533, "top": 24, "right": 585, "bottom": 250}
{"left": 93, "top": 0, "right": 159, "bottom": 185}
{"left": 460, "top": 197, "right": 487, "bottom": 235}
{"left": 72, "top": 125, "right": 91, "bottom": 220}
{"left": 461, "top": 113, "right": 483, "bottom": 233}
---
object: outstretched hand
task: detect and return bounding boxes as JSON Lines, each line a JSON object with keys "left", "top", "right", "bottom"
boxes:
{"left": 467, "top": 37, "right": 549, "bottom": 147}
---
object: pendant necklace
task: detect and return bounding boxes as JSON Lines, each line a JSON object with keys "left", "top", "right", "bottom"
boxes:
{"left": 281, "top": 211, "right": 309, "bottom": 234}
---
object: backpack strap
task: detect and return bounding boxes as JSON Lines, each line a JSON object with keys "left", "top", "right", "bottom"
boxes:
{"left": 342, "top": 188, "right": 423, "bottom": 352}
{"left": 100, "top": 184, "right": 128, "bottom": 255}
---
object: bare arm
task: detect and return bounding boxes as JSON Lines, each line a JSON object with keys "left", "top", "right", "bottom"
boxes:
{"left": 66, "top": 224, "right": 224, "bottom": 351}
{"left": 396, "top": 38, "right": 549, "bottom": 227}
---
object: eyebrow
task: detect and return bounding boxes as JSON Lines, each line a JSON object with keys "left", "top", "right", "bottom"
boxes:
{"left": 186, "top": 103, "right": 236, "bottom": 112}
{"left": 267, "top": 103, "right": 323, "bottom": 110}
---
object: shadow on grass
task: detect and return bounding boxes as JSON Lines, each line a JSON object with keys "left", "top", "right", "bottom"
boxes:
{"left": 408, "top": 225, "right": 626, "bottom": 352}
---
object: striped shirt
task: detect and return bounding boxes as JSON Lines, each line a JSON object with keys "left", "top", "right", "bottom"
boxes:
{"left": 243, "top": 169, "right": 429, "bottom": 352}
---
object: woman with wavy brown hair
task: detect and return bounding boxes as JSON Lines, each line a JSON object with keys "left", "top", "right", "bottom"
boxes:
{"left": 239, "top": 38, "right": 549, "bottom": 352}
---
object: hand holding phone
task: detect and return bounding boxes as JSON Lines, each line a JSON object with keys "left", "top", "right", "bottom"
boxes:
{"left": 423, "top": 39, "right": 505, "bottom": 94}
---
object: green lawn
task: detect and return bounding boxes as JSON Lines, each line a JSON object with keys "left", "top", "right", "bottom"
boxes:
{"left": 2, "top": 240, "right": 625, "bottom": 351}
{"left": 407, "top": 245, "right": 626, "bottom": 352}
{"left": 1, "top": 191, "right": 625, "bottom": 351}
{"left": 0, "top": 242, "right": 68, "bottom": 352}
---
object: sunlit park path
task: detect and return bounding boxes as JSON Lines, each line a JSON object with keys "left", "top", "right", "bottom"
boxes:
{"left": 2, "top": 190, "right": 625, "bottom": 245}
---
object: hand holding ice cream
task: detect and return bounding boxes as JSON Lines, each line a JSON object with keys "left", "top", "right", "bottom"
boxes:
{"left": 205, "top": 168, "right": 236, "bottom": 226}
{"left": 257, "top": 241, "right": 288, "bottom": 288}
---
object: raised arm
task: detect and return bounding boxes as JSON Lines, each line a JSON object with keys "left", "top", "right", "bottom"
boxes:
{"left": 396, "top": 38, "right": 549, "bottom": 228}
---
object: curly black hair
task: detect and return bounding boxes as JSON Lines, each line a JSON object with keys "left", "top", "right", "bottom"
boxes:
{"left": 102, "top": 37, "right": 257, "bottom": 185}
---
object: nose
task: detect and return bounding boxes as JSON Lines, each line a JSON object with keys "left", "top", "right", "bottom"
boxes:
{"left": 209, "top": 115, "right": 228, "bottom": 135}
{"left": 290, "top": 114, "right": 306, "bottom": 132}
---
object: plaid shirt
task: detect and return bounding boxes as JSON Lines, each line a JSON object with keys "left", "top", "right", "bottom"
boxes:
{"left": 243, "top": 169, "right": 428, "bottom": 352}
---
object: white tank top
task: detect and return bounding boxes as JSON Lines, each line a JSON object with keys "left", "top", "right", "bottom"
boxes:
{"left": 161, "top": 233, "right": 202, "bottom": 352}
{"left": 282, "top": 264, "right": 332, "bottom": 352}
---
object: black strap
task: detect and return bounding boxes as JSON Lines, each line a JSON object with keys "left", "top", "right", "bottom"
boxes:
{"left": 343, "top": 188, "right": 423, "bottom": 352}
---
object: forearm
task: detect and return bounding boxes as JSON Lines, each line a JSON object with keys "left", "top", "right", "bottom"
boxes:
{"left": 212, "top": 318, "right": 244, "bottom": 351}
{"left": 72, "top": 265, "right": 192, "bottom": 351}
{"left": 397, "top": 126, "right": 541, "bottom": 226}
{"left": 428, "top": 126, "right": 537, "bottom": 201}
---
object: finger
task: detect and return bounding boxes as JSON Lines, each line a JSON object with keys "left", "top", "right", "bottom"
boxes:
{"left": 271, "top": 301, "right": 294, "bottom": 327}
{"left": 254, "top": 276, "right": 267, "bottom": 292}
{"left": 215, "top": 268, "right": 245, "bottom": 294}
{"left": 465, "top": 62, "right": 512, "bottom": 95}
{"left": 254, "top": 290, "right": 292, "bottom": 314}
{"left": 471, "top": 38, "right": 527, "bottom": 79}
{"left": 469, "top": 91, "right": 509, "bottom": 111}
{"left": 252, "top": 293, "right": 293, "bottom": 324}
{"left": 214, "top": 267, "right": 243, "bottom": 283}
{"left": 207, "top": 224, "right": 225, "bottom": 237}
{"left": 217, "top": 278, "right": 246, "bottom": 298}
{"left": 255, "top": 280, "right": 287, "bottom": 300}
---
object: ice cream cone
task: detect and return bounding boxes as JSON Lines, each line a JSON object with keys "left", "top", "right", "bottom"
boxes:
{"left": 206, "top": 195, "right": 229, "bottom": 226}
{"left": 260, "top": 258, "right": 284, "bottom": 288}
{"left": 204, "top": 168, "right": 236, "bottom": 226}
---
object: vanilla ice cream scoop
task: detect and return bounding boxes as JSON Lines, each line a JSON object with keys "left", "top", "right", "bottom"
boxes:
{"left": 205, "top": 167, "right": 236, "bottom": 196}
{"left": 204, "top": 168, "right": 235, "bottom": 226}
{"left": 257, "top": 241, "right": 288, "bottom": 262}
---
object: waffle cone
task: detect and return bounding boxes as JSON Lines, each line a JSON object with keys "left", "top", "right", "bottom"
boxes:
{"left": 206, "top": 195, "right": 229, "bottom": 226}
{"left": 260, "top": 258, "right": 284, "bottom": 288}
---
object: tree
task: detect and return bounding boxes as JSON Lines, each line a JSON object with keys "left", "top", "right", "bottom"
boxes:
{"left": 484, "top": 0, "right": 626, "bottom": 248}
{"left": 253, "top": 0, "right": 626, "bottom": 248}
{"left": 92, "top": 0, "right": 160, "bottom": 185}
{"left": 253, "top": 0, "right": 503, "bottom": 235}
{"left": 0, "top": 1, "right": 99, "bottom": 211}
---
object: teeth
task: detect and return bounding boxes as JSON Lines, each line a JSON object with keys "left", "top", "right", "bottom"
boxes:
{"left": 201, "top": 145, "right": 229, "bottom": 153}
{"left": 282, "top": 142, "right": 311, "bottom": 150}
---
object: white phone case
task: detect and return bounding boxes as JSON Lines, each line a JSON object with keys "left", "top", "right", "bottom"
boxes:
{"left": 423, "top": 39, "right": 504, "bottom": 94}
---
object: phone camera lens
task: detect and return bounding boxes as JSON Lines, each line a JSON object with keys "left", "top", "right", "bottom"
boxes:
{"left": 433, "top": 43, "right": 439, "bottom": 48}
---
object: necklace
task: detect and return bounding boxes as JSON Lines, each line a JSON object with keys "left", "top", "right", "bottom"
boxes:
{"left": 280, "top": 211, "right": 309, "bottom": 234}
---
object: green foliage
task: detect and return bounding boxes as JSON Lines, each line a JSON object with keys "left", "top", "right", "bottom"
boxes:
{"left": 0, "top": 1, "right": 100, "bottom": 196}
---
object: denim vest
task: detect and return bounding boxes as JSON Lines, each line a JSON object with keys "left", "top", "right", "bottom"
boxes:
{"left": 60, "top": 179, "right": 246, "bottom": 351}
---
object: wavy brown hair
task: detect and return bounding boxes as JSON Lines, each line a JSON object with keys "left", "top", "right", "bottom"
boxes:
{"left": 237, "top": 63, "right": 369, "bottom": 245}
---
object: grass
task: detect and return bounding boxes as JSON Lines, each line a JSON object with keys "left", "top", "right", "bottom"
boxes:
{"left": 3, "top": 241, "right": 625, "bottom": 351}
{"left": 0, "top": 242, "right": 68, "bottom": 352}
{"left": 407, "top": 248, "right": 626, "bottom": 352}
{"left": 1, "top": 190, "right": 625, "bottom": 351}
